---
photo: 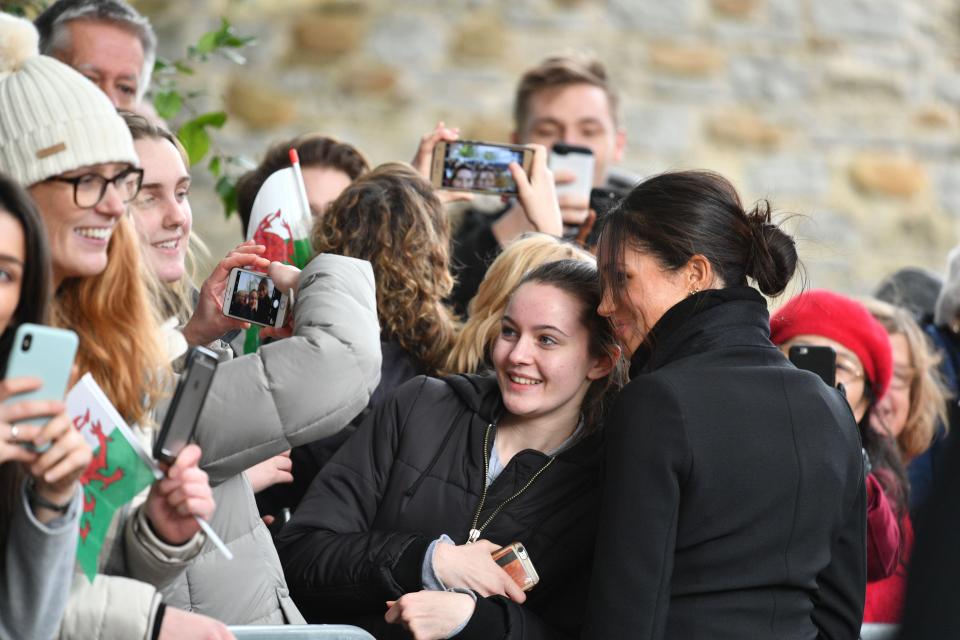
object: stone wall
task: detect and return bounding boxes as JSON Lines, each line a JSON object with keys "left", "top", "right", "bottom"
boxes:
{"left": 140, "top": 0, "right": 960, "bottom": 297}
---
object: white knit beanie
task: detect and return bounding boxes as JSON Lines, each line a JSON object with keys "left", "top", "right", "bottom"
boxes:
{"left": 0, "top": 12, "right": 138, "bottom": 187}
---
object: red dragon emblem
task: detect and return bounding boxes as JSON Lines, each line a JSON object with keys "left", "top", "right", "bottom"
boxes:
{"left": 252, "top": 209, "right": 294, "bottom": 264}
{"left": 73, "top": 409, "right": 124, "bottom": 541}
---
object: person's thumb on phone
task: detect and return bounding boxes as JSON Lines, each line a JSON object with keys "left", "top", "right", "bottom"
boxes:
{"left": 267, "top": 262, "right": 300, "bottom": 295}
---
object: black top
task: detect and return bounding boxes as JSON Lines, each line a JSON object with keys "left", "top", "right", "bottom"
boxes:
{"left": 449, "top": 207, "right": 507, "bottom": 318}
{"left": 256, "top": 340, "right": 424, "bottom": 519}
{"left": 277, "top": 374, "right": 602, "bottom": 639}
{"left": 583, "top": 286, "right": 866, "bottom": 640}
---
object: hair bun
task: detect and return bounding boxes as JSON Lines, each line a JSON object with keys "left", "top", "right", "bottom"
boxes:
{"left": 0, "top": 13, "right": 39, "bottom": 76}
{"left": 744, "top": 201, "right": 797, "bottom": 297}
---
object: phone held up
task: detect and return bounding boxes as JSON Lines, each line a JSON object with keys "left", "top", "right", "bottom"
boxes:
{"left": 222, "top": 267, "right": 292, "bottom": 329}
{"left": 3, "top": 324, "right": 79, "bottom": 451}
{"left": 788, "top": 345, "right": 837, "bottom": 389}
{"left": 549, "top": 143, "right": 594, "bottom": 201}
{"left": 153, "top": 346, "right": 219, "bottom": 465}
{"left": 491, "top": 542, "right": 540, "bottom": 592}
{"left": 431, "top": 140, "right": 534, "bottom": 196}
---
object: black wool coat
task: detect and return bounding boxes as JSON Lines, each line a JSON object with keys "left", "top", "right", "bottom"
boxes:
{"left": 582, "top": 286, "right": 866, "bottom": 640}
{"left": 276, "top": 374, "right": 603, "bottom": 639}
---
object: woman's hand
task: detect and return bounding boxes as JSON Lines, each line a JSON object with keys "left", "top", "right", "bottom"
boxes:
{"left": 433, "top": 539, "right": 526, "bottom": 603}
{"left": 181, "top": 241, "right": 270, "bottom": 346}
{"left": 245, "top": 450, "right": 293, "bottom": 493}
{"left": 385, "top": 591, "right": 476, "bottom": 640}
{"left": 28, "top": 412, "right": 92, "bottom": 515}
{"left": 509, "top": 144, "right": 562, "bottom": 236}
{"left": 144, "top": 444, "right": 215, "bottom": 545}
{"left": 158, "top": 607, "right": 235, "bottom": 640}
{"left": 0, "top": 377, "right": 52, "bottom": 465}
{"left": 411, "top": 122, "right": 474, "bottom": 204}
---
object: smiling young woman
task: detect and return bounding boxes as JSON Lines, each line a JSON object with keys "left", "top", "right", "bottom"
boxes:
{"left": 277, "top": 259, "right": 624, "bottom": 640}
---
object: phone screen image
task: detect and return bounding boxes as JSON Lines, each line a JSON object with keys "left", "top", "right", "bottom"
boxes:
{"left": 442, "top": 142, "right": 525, "bottom": 194}
{"left": 228, "top": 270, "right": 283, "bottom": 326}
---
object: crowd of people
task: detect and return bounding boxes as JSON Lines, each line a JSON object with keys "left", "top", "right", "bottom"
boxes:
{"left": 0, "top": 1, "right": 958, "bottom": 639}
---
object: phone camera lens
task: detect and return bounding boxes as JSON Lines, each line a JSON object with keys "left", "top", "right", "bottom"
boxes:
{"left": 21, "top": 334, "right": 31, "bottom": 352}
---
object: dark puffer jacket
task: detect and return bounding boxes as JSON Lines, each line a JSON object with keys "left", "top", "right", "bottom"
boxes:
{"left": 276, "top": 374, "right": 602, "bottom": 639}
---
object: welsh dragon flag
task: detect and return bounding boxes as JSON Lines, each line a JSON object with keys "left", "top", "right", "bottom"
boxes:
{"left": 66, "top": 374, "right": 160, "bottom": 581}
{"left": 243, "top": 148, "right": 313, "bottom": 354}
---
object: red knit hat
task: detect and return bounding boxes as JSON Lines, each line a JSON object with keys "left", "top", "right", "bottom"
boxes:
{"left": 770, "top": 289, "right": 893, "bottom": 400}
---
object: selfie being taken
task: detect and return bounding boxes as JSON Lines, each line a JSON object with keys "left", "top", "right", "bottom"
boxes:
{"left": 0, "top": 1, "right": 958, "bottom": 639}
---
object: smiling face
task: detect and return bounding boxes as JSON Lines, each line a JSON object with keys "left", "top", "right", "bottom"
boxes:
{"left": 597, "top": 246, "right": 690, "bottom": 359}
{"left": 130, "top": 138, "right": 192, "bottom": 283}
{"left": 61, "top": 20, "right": 144, "bottom": 110}
{"left": 492, "top": 282, "right": 608, "bottom": 429}
{"left": 518, "top": 83, "right": 625, "bottom": 186}
{"left": 28, "top": 162, "right": 132, "bottom": 286}
{"left": 0, "top": 210, "right": 25, "bottom": 335}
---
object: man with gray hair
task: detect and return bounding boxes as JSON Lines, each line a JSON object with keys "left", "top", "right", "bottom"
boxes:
{"left": 34, "top": 0, "right": 156, "bottom": 111}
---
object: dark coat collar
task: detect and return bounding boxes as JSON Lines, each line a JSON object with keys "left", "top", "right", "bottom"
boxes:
{"left": 630, "top": 286, "right": 773, "bottom": 377}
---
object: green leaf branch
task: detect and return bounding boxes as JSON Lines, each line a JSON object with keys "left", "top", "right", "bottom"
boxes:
{"left": 150, "top": 18, "right": 256, "bottom": 218}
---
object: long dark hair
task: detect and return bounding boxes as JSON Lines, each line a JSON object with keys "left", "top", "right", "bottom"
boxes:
{"left": 598, "top": 170, "right": 799, "bottom": 331}
{"left": 510, "top": 259, "right": 626, "bottom": 433}
{"left": 0, "top": 172, "right": 53, "bottom": 552}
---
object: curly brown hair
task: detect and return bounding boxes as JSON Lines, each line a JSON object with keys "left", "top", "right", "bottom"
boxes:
{"left": 311, "top": 163, "right": 458, "bottom": 375}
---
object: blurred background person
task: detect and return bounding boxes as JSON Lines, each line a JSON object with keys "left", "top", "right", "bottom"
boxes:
{"left": 34, "top": 0, "right": 156, "bottom": 116}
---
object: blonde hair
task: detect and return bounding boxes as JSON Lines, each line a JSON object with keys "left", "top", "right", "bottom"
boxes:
{"left": 122, "top": 111, "right": 208, "bottom": 324}
{"left": 53, "top": 217, "right": 169, "bottom": 425}
{"left": 865, "top": 298, "right": 951, "bottom": 461}
{"left": 312, "top": 163, "right": 458, "bottom": 376}
{"left": 446, "top": 233, "right": 595, "bottom": 374}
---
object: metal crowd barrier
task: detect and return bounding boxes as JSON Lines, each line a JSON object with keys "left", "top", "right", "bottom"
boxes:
{"left": 861, "top": 623, "right": 899, "bottom": 640}
{"left": 228, "top": 625, "right": 375, "bottom": 639}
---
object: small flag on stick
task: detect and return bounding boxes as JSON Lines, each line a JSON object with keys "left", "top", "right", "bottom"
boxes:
{"left": 66, "top": 374, "right": 160, "bottom": 581}
{"left": 242, "top": 148, "right": 312, "bottom": 353}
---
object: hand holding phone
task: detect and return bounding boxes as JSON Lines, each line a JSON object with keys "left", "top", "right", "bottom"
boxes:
{"left": 431, "top": 140, "right": 535, "bottom": 196}
{"left": 183, "top": 240, "right": 270, "bottom": 347}
{"left": 509, "top": 144, "right": 563, "bottom": 237}
{"left": 154, "top": 347, "right": 219, "bottom": 465}
{"left": 550, "top": 144, "right": 594, "bottom": 231}
{"left": 222, "top": 267, "right": 292, "bottom": 329}
{"left": 491, "top": 542, "right": 540, "bottom": 592}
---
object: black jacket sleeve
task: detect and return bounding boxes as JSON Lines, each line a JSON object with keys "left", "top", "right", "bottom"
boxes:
{"left": 582, "top": 376, "right": 692, "bottom": 639}
{"left": 812, "top": 463, "right": 867, "bottom": 639}
{"left": 275, "top": 377, "right": 431, "bottom": 616}
{"left": 456, "top": 595, "right": 577, "bottom": 640}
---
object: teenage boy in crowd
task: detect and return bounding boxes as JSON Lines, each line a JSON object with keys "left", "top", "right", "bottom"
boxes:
{"left": 35, "top": 0, "right": 155, "bottom": 114}
{"left": 449, "top": 53, "right": 630, "bottom": 315}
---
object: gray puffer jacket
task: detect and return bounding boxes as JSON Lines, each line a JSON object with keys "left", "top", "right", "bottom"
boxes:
{"left": 159, "top": 253, "right": 382, "bottom": 624}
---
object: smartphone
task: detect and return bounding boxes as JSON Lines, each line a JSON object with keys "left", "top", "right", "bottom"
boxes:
{"left": 153, "top": 346, "right": 219, "bottom": 464}
{"left": 583, "top": 187, "right": 623, "bottom": 247}
{"left": 491, "top": 542, "right": 539, "bottom": 592}
{"left": 431, "top": 140, "right": 535, "bottom": 196}
{"left": 789, "top": 345, "right": 837, "bottom": 388}
{"left": 550, "top": 143, "right": 594, "bottom": 200}
{"left": 222, "top": 267, "right": 291, "bottom": 329}
{"left": 3, "top": 324, "right": 78, "bottom": 443}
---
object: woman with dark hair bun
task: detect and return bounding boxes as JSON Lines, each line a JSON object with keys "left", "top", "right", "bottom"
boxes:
{"left": 584, "top": 170, "right": 866, "bottom": 638}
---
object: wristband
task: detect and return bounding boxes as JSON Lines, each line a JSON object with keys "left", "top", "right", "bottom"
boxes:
{"left": 151, "top": 603, "right": 167, "bottom": 640}
{"left": 25, "top": 478, "right": 72, "bottom": 514}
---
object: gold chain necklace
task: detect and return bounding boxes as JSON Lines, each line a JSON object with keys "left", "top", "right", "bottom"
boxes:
{"left": 467, "top": 422, "right": 556, "bottom": 544}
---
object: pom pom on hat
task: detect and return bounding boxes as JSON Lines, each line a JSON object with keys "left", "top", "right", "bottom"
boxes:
{"left": 0, "top": 20, "right": 137, "bottom": 187}
{"left": 0, "top": 12, "right": 39, "bottom": 75}
{"left": 770, "top": 289, "right": 894, "bottom": 400}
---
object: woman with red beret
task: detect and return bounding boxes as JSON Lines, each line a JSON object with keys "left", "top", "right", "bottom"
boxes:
{"left": 771, "top": 289, "right": 907, "bottom": 589}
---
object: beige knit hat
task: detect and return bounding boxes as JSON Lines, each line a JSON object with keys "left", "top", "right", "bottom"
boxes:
{"left": 0, "top": 12, "right": 137, "bottom": 187}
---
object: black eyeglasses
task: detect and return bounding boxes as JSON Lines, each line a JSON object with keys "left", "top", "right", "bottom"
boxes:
{"left": 48, "top": 167, "right": 144, "bottom": 208}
